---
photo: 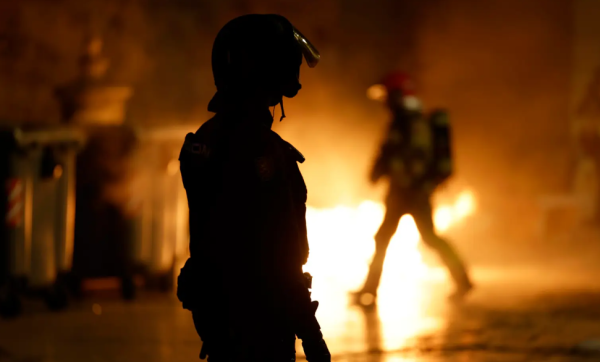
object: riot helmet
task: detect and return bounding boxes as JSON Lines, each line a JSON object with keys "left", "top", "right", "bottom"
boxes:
{"left": 208, "top": 14, "right": 320, "bottom": 117}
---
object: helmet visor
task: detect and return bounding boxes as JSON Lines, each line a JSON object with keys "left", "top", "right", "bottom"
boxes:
{"left": 293, "top": 27, "right": 320, "bottom": 68}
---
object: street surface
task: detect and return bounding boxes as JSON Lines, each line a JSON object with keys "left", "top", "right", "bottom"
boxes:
{"left": 2, "top": 265, "right": 600, "bottom": 362}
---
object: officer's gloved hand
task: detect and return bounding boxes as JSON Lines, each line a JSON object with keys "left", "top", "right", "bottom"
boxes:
{"left": 199, "top": 340, "right": 211, "bottom": 360}
{"left": 177, "top": 258, "right": 197, "bottom": 310}
{"left": 302, "top": 338, "right": 331, "bottom": 362}
{"left": 298, "top": 300, "right": 331, "bottom": 362}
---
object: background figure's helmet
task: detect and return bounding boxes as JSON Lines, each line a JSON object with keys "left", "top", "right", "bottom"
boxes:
{"left": 208, "top": 14, "right": 320, "bottom": 112}
{"left": 367, "top": 71, "right": 421, "bottom": 112}
{"left": 381, "top": 72, "right": 416, "bottom": 96}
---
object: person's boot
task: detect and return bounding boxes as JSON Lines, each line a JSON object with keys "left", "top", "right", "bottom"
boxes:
{"left": 448, "top": 279, "right": 473, "bottom": 303}
{"left": 350, "top": 290, "right": 377, "bottom": 309}
{"left": 350, "top": 265, "right": 382, "bottom": 308}
{"left": 431, "top": 237, "right": 473, "bottom": 302}
{"left": 446, "top": 261, "right": 473, "bottom": 302}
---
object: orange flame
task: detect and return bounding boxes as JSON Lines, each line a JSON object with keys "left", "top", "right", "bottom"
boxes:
{"left": 303, "top": 190, "right": 476, "bottom": 349}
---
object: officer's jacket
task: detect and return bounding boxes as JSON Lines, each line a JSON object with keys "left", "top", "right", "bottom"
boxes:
{"left": 178, "top": 108, "right": 313, "bottom": 333}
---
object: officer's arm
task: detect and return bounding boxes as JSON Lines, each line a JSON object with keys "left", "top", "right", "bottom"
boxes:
{"left": 370, "top": 124, "right": 402, "bottom": 183}
{"left": 370, "top": 151, "right": 386, "bottom": 184}
{"left": 177, "top": 132, "right": 211, "bottom": 310}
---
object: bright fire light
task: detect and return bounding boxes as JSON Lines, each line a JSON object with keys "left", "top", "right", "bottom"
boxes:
{"left": 303, "top": 189, "right": 477, "bottom": 351}
{"left": 304, "top": 189, "right": 476, "bottom": 290}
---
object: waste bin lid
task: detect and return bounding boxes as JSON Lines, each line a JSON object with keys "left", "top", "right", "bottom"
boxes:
{"left": 133, "top": 126, "right": 195, "bottom": 142}
{"left": 8, "top": 127, "right": 87, "bottom": 148}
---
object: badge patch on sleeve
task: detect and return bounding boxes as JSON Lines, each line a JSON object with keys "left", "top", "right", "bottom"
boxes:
{"left": 255, "top": 157, "right": 275, "bottom": 181}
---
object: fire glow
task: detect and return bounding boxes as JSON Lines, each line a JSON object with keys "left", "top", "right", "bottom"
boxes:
{"left": 303, "top": 189, "right": 476, "bottom": 292}
{"left": 302, "top": 190, "right": 476, "bottom": 351}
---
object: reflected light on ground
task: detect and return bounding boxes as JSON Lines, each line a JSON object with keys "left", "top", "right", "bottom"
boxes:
{"left": 303, "top": 189, "right": 476, "bottom": 353}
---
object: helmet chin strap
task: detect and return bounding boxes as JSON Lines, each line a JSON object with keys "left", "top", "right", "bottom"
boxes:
{"left": 271, "top": 96, "right": 287, "bottom": 122}
{"left": 279, "top": 99, "right": 286, "bottom": 122}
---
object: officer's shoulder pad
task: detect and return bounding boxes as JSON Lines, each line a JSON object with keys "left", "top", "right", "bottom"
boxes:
{"left": 180, "top": 132, "right": 211, "bottom": 159}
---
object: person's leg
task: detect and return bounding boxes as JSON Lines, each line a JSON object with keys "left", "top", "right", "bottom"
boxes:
{"left": 359, "top": 192, "right": 404, "bottom": 295}
{"left": 411, "top": 195, "right": 472, "bottom": 296}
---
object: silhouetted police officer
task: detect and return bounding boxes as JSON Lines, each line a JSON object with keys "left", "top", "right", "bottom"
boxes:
{"left": 354, "top": 72, "right": 473, "bottom": 305}
{"left": 177, "top": 14, "right": 330, "bottom": 362}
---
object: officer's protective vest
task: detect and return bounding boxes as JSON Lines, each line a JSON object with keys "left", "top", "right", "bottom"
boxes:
{"left": 388, "top": 110, "right": 452, "bottom": 189}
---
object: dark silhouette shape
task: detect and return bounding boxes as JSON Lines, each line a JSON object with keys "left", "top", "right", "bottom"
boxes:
{"left": 354, "top": 72, "right": 472, "bottom": 305}
{"left": 177, "top": 14, "right": 330, "bottom": 362}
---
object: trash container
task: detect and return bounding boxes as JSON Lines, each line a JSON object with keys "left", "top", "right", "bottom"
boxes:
{"left": 129, "top": 126, "right": 190, "bottom": 292}
{"left": 70, "top": 125, "right": 138, "bottom": 300}
{"left": 0, "top": 127, "right": 85, "bottom": 318}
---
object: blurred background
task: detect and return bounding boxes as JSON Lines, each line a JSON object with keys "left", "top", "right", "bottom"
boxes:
{"left": 2, "top": 0, "right": 600, "bottom": 361}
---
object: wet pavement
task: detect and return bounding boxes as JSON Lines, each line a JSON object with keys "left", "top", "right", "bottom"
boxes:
{"left": 2, "top": 266, "right": 600, "bottom": 362}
